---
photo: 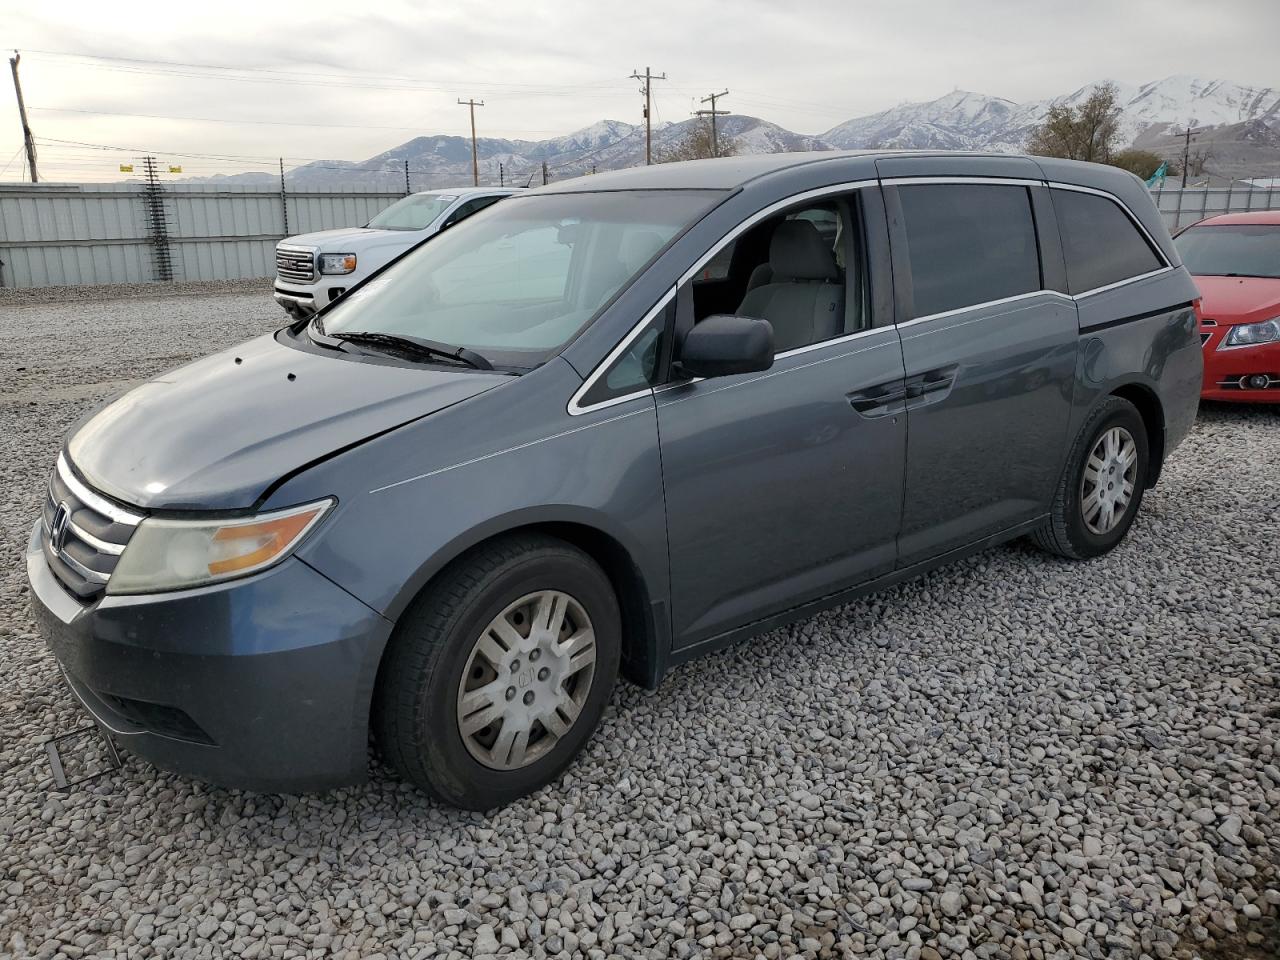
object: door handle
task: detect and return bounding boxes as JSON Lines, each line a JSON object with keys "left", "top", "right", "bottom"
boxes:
{"left": 847, "top": 381, "right": 907, "bottom": 418}
{"left": 904, "top": 365, "right": 958, "bottom": 408}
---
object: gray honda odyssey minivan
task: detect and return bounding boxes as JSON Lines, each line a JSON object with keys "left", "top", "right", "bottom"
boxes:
{"left": 27, "top": 152, "right": 1202, "bottom": 808}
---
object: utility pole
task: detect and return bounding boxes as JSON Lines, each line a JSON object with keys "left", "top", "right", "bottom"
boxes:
{"left": 8, "top": 51, "right": 38, "bottom": 183}
{"left": 541, "top": 160, "right": 548, "bottom": 186}
{"left": 629, "top": 67, "right": 667, "bottom": 165}
{"left": 403, "top": 158, "right": 410, "bottom": 195}
{"left": 695, "top": 89, "right": 730, "bottom": 158}
{"left": 499, "top": 161, "right": 504, "bottom": 187}
{"left": 457, "top": 98, "right": 484, "bottom": 186}
{"left": 1180, "top": 126, "right": 1204, "bottom": 189}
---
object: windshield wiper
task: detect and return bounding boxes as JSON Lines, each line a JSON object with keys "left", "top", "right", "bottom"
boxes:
{"left": 330, "top": 331, "right": 494, "bottom": 370}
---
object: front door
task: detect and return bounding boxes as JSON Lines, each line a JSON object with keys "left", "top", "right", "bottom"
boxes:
{"left": 657, "top": 186, "right": 907, "bottom": 648}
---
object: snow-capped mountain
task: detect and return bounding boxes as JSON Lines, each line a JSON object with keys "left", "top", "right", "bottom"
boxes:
{"left": 822, "top": 90, "right": 1019, "bottom": 150}
{"left": 823, "top": 76, "right": 1280, "bottom": 154}
{"left": 184, "top": 75, "right": 1280, "bottom": 188}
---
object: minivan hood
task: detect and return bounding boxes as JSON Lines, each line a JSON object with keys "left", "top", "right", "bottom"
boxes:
{"left": 67, "top": 333, "right": 508, "bottom": 511}
{"left": 1192, "top": 275, "right": 1280, "bottom": 325}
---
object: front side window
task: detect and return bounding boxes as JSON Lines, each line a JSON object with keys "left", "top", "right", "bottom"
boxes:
{"left": 896, "top": 183, "right": 1042, "bottom": 318}
{"left": 321, "top": 190, "right": 723, "bottom": 369}
{"left": 367, "top": 193, "right": 458, "bottom": 231}
{"left": 687, "top": 193, "right": 869, "bottom": 354}
{"left": 1052, "top": 189, "right": 1164, "bottom": 294}
{"left": 1174, "top": 223, "right": 1280, "bottom": 280}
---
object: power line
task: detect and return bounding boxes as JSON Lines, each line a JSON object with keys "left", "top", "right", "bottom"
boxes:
{"left": 30, "top": 105, "right": 475, "bottom": 132}
{"left": 20, "top": 49, "right": 635, "bottom": 95}
{"left": 0, "top": 143, "right": 26, "bottom": 178}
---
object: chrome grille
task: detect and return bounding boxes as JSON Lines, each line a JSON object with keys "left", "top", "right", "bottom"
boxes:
{"left": 42, "top": 453, "right": 142, "bottom": 601}
{"left": 275, "top": 245, "right": 316, "bottom": 283}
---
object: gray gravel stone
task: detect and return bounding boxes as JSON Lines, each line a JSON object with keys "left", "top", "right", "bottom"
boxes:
{"left": 1, "top": 290, "right": 1278, "bottom": 960}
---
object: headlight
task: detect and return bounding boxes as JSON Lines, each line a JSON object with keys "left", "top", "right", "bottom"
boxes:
{"left": 107, "top": 499, "right": 333, "bottom": 595}
{"left": 1223, "top": 317, "right": 1280, "bottom": 348}
{"left": 319, "top": 253, "right": 357, "bottom": 275}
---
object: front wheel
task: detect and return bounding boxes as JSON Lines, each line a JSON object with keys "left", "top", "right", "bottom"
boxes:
{"left": 373, "top": 534, "right": 620, "bottom": 809}
{"left": 1031, "top": 396, "right": 1150, "bottom": 560}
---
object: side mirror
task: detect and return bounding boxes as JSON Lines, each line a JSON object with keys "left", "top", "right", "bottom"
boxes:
{"left": 673, "top": 314, "right": 774, "bottom": 379}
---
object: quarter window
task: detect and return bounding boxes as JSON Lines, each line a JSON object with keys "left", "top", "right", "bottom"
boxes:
{"left": 1052, "top": 189, "right": 1164, "bottom": 294}
{"left": 895, "top": 184, "right": 1042, "bottom": 318}
{"left": 576, "top": 307, "right": 668, "bottom": 408}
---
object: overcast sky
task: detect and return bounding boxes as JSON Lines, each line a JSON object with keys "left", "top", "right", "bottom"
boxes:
{"left": 2, "top": 0, "right": 1276, "bottom": 180}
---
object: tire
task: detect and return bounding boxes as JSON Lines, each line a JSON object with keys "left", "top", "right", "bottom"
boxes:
{"left": 373, "top": 533, "right": 620, "bottom": 810}
{"left": 1031, "top": 396, "right": 1150, "bottom": 560}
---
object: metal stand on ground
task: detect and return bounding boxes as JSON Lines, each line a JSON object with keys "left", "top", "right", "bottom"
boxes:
{"left": 44, "top": 725, "right": 122, "bottom": 791}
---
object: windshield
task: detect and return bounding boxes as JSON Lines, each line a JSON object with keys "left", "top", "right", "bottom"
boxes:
{"left": 321, "top": 189, "right": 724, "bottom": 368}
{"left": 366, "top": 193, "right": 457, "bottom": 231}
{"left": 1175, "top": 223, "right": 1280, "bottom": 280}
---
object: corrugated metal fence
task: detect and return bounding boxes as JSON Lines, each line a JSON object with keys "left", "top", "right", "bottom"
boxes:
{"left": 0, "top": 182, "right": 404, "bottom": 289}
{"left": 1150, "top": 183, "right": 1280, "bottom": 232}
{"left": 2, "top": 179, "right": 1279, "bottom": 289}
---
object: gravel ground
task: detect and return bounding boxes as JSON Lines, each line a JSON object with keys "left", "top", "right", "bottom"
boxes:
{"left": 1, "top": 289, "right": 1278, "bottom": 960}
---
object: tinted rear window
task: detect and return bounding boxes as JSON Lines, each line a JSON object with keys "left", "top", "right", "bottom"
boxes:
{"left": 1052, "top": 189, "right": 1164, "bottom": 294}
{"left": 896, "top": 184, "right": 1042, "bottom": 318}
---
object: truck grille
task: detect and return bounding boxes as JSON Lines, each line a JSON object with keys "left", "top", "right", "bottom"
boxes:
{"left": 275, "top": 245, "right": 316, "bottom": 283}
{"left": 41, "top": 454, "right": 142, "bottom": 601}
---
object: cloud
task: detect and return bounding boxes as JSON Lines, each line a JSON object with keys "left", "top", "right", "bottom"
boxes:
{"left": 4, "top": 0, "right": 1275, "bottom": 180}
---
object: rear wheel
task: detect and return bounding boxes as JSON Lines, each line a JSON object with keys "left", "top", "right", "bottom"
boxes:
{"left": 1031, "top": 396, "right": 1150, "bottom": 560}
{"left": 374, "top": 534, "right": 620, "bottom": 809}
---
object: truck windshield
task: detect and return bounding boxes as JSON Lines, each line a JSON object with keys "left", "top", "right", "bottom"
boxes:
{"left": 321, "top": 189, "right": 724, "bottom": 368}
{"left": 366, "top": 193, "right": 457, "bottom": 231}
{"left": 1174, "top": 223, "right": 1280, "bottom": 280}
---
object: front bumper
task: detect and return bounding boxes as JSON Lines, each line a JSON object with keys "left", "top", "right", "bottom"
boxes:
{"left": 273, "top": 278, "right": 355, "bottom": 317}
{"left": 26, "top": 521, "right": 392, "bottom": 792}
{"left": 1201, "top": 331, "right": 1280, "bottom": 403}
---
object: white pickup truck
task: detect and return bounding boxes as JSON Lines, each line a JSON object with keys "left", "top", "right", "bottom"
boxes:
{"left": 273, "top": 187, "right": 518, "bottom": 318}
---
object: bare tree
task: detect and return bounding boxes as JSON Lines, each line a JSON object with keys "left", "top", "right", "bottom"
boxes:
{"left": 1185, "top": 146, "right": 1215, "bottom": 179}
{"left": 657, "top": 117, "right": 740, "bottom": 163}
{"left": 1027, "top": 82, "right": 1123, "bottom": 163}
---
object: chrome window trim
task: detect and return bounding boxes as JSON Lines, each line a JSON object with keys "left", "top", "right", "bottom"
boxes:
{"left": 1071, "top": 266, "right": 1174, "bottom": 300}
{"left": 896, "top": 290, "right": 1074, "bottom": 330}
{"left": 569, "top": 179, "right": 877, "bottom": 416}
{"left": 56, "top": 453, "right": 143, "bottom": 526}
{"left": 569, "top": 175, "right": 1180, "bottom": 415}
{"left": 1044, "top": 180, "right": 1173, "bottom": 270}
{"left": 675, "top": 179, "right": 875, "bottom": 288}
{"left": 878, "top": 175, "right": 1043, "bottom": 188}
{"left": 885, "top": 176, "right": 1176, "bottom": 322}
{"left": 567, "top": 287, "right": 675, "bottom": 416}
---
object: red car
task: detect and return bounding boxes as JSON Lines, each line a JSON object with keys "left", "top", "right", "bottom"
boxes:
{"left": 1174, "top": 211, "right": 1280, "bottom": 403}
